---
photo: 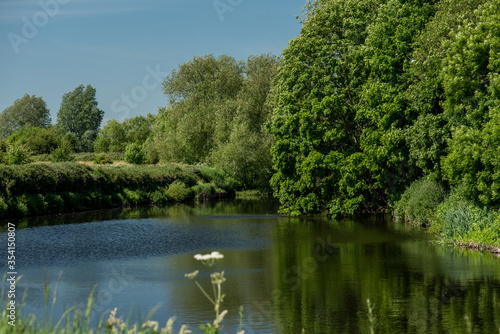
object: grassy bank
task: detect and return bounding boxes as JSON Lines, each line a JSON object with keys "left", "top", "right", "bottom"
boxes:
{"left": 0, "top": 162, "right": 239, "bottom": 219}
{"left": 394, "top": 177, "right": 500, "bottom": 254}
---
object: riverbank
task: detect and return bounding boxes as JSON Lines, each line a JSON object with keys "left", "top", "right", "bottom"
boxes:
{"left": 0, "top": 162, "right": 239, "bottom": 220}
{"left": 394, "top": 177, "right": 500, "bottom": 256}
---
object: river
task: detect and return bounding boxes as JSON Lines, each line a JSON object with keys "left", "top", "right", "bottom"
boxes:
{"left": 2, "top": 199, "right": 500, "bottom": 333}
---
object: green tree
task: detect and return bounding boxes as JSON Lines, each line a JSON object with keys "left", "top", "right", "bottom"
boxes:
{"left": 403, "top": 0, "right": 484, "bottom": 177}
{"left": 440, "top": 0, "right": 500, "bottom": 207}
{"left": 270, "top": 0, "right": 382, "bottom": 216}
{"left": 0, "top": 94, "right": 51, "bottom": 139}
{"left": 209, "top": 54, "right": 279, "bottom": 189}
{"left": 94, "top": 119, "right": 126, "bottom": 152}
{"left": 270, "top": 0, "right": 437, "bottom": 216}
{"left": 358, "top": 0, "right": 435, "bottom": 201}
{"left": 149, "top": 53, "right": 279, "bottom": 188}
{"left": 80, "top": 130, "right": 98, "bottom": 152}
{"left": 150, "top": 54, "right": 244, "bottom": 164}
{"left": 57, "top": 84, "right": 104, "bottom": 151}
{"left": 62, "top": 133, "right": 78, "bottom": 152}
{"left": 211, "top": 122, "right": 273, "bottom": 189}
{"left": 123, "top": 114, "right": 155, "bottom": 144}
{"left": 94, "top": 114, "right": 155, "bottom": 153}
{"left": 8, "top": 126, "right": 60, "bottom": 155}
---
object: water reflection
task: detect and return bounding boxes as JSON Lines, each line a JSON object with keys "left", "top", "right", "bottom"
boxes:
{"left": 270, "top": 217, "right": 500, "bottom": 333}
{"left": 1, "top": 200, "right": 499, "bottom": 333}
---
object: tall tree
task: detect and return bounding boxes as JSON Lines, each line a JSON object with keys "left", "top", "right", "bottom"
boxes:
{"left": 150, "top": 54, "right": 244, "bottom": 164}
{"left": 440, "top": 0, "right": 500, "bottom": 207}
{"left": 405, "top": 0, "right": 485, "bottom": 176}
{"left": 210, "top": 54, "right": 280, "bottom": 189}
{"left": 269, "top": 0, "right": 435, "bottom": 216}
{"left": 57, "top": 84, "right": 104, "bottom": 151}
{"left": 0, "top": 94, "right": 51, "bottom": 139}
{"left": 270, "top": 0, "right": 382, "bottom": 216}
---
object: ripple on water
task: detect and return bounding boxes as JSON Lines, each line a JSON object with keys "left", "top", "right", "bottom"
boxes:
{"left": 11, "top": 218, "right": 269, "bottom": 268}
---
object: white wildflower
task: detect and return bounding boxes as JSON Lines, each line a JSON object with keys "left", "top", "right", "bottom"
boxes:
{"left": 194, "top": 251, "right": 224, "bottom": 261}
{"left": 210, "top": 251, "right": 224, "bottom": 259}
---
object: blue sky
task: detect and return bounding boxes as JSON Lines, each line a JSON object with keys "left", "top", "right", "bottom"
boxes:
{"left": 0, "top": 0, "right": 306, "bottom": 125}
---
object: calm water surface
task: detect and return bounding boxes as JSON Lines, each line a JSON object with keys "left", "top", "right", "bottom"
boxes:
{"left": 1, "top": 199, "right": 500, "bottom": 333}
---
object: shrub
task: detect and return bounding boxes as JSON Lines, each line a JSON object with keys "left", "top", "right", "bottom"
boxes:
{"left": 125, "top": 143, "right": 145, "bottom": 164}
{"left": 0, "top": 197, "right": 7, "bottom": 216}
{"left": 394, "top": 177, "right": 446, "bottom": 225}
{"left": 14, "top": 195, "right": 29, "bottom": 216}
{"left": 7, "top": 145, "right": 30, "bottom": 165}
{"left": 144, "top": 143, "right": 160, "bottom": 164}
{"left": 167, "top": 181, "right": 192, "bottom": 202}
{"left": 94, "top": 153, "right": 113, "bottom": 165}
{"left": 8, "top": 126, "right": 60, "bottom": 155}
{"left": 192, "top": 182, "right": 217, "bottom": 200}
{"left": 45, "top": 193, "right": 64, "bottom": 213}
{"left": 27, "top": 194, "right": 47, "bottom": 215}
{"left": 51, "top": 147, "right": 74, "bottom": 162}
{"left": 122, "top": 188, "right": 142, "bottom": 206}
{"left": 62, "top": 132, "right": 78, "bottom": 152}
{"left": 148, "top": 189, "right": 169, "bottom": 204}
{"left": 0, "top": 162, "right": 237, "bottom": 218}
{"left": 0, "top": 140, "right": 8, "bottom": 163}
{"left": 200, "top": 166, "right": 240, "bottom": 194}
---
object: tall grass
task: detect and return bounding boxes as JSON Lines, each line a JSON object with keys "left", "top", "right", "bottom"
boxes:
{"left": 431, "top": 195, "right": 500, "bottom": 249}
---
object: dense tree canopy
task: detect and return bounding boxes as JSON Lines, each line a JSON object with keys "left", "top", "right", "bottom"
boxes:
{"left": 57, "top": 84, "right": 104, "bottom": 151}
{"left": 270, "top": 0, "right": 434, "bottom": 216}
{"left": 440, "top": 0, "right": 500, "bottom": 206}
{"left": 0, "top": 94, "right": 51, "bottom": 139}
{"left": 270, "top": 0, "right": 500, "bottom": 216}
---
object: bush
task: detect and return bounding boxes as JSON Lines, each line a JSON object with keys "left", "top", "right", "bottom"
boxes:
{"left": 148, "top": 189, "right": 169, "bottom": 204}
{"left": 394, "top": 177, "right": 446, "bottom": 225}
{"left": 200, "top": 166, "right": 240, "bottom": 194}
{"left": 45, "top": 193, "right": 64, "bottom": 213}
{"left": 125, "top": 143, "right": 145, "bottom": 164}
{"left": 62, "top": 132, "right": 78, "bottom": 152}
{"left": 8, "top": 126, "right": 60, "bottom": 155}
{"left": 51, "top": 147, "right": 74, "bottom": 162}
{"left": 0, "top": 197, "right": 7, "bottom": 216}
{"left": 27, "top": 194, "right": 47, "bottom": 215}
{"left": 7, "top": 145, "right": 30, "bottom": 165}
{"left": 122, "top": 188, "right": 142, "bottom": 206}
{"left": 0, "top": 140, "right": 9, "bottom": 164}
{"left": 192, "top": 182, "right": 217, "bottom": 200}
{"left": 94, "top": 153, "right": 113, "bottom": 165}
{"left": 167, "top": 181, "right": 192, "bottom": 202}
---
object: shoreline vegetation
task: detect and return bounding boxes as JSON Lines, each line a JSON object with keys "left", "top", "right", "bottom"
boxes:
{"left": 0, "top": 160, "right": 243, "bottom": 221}
{"left": 394, "top": 177, "right": 500, "bottom": 256}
